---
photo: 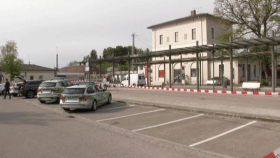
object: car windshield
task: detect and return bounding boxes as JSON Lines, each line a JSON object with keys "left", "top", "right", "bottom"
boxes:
{"left": 40, "top": 82, "right": 57, "bottom": 87}
{"left": 63, "top": 88, "right": 85, "bottom": 94}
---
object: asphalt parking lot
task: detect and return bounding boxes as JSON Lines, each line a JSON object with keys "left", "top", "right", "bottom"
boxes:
{"left": 19, "top": 96, "right": 280, "bottom": 158}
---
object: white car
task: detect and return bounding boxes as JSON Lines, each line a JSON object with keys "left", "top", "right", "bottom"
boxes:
{"left": 10, "top": 82, "right": 23, "bottom": 97}
{"left": 0, "top": 83, "right": 5, "bottom": 95}
{"left": 60, "top": 84, "right": 112, "bottom": 112}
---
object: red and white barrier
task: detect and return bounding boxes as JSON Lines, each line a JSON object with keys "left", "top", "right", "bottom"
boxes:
{"left": 264, "top": 147, "right": 280, "bottom": 158}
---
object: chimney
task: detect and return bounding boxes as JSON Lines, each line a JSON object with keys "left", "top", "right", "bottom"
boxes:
{"left": 191, "top": 10, "right": 196, "bottom": 16}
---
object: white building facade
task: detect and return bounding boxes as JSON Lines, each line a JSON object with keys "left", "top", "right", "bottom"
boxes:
{"left": 147, "top": 11, "right": 260, "bottom": 85}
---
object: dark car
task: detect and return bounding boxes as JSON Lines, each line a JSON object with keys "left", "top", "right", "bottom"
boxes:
{"left": 15, "top": 77, "right": 44, "bottom": 98}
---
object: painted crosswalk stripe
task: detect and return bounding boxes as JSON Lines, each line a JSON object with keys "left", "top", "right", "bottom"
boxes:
{"left": 96, "top": 109, "right": 164, "bottom": 122}
{"left": 189, "top": 121, "right": 257, "bottom": 147}
{"left": 132, "top": 114, "right": 204, "bottom": 132}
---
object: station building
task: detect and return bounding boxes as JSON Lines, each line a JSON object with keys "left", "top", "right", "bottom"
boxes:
{"left": 146, "top": 10, "right": 261, "bottom": 85}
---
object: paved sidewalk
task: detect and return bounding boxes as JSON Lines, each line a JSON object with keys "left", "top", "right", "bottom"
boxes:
{"left": 167, "top": 84, "right": 280, "bottom": 93}
{"left": 109, "top": 87, "right": 280, "bottom": 123}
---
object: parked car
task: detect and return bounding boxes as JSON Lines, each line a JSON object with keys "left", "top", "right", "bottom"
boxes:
{"left": 37, "top": 78, "right": 72, "bottom": 103}
{"left": 60, "top": 84, "right": 112, "bottom": 112}
{"left": 206, "top": 77, "right": 222, "bottom": 86}
{"left": 15, "top": 77, "right": 44, "bottom": 98}
{"left": 10, "top": 82, "right": 23, "bottom": 97}
{"left": 75, "top": 81, "right": 96, "bottom": 86}
{"left": 0, "top": 83, "right": 5, "bottom": 95}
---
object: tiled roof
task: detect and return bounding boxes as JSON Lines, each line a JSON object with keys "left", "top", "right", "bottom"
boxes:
{"left": 58, "top": 64, "right": 100, "bottom": 73}
{"left": 0, "top": 64, "right": 55, "bottom": 71}
{"left": 147, "top": 13, "right": 234, "bottom": 29}
{"left": 21, "top": 64, "right": 55, "bottom": 71}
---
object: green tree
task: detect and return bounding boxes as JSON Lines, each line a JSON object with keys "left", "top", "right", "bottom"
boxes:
{"left": 66, "top": 60, "right": 79, "bottom": 67}
{"left": 90, "top": 50, "right": 97, "bottom": 60}
{"left": 0, "top": 41, "right": 22, "bottom": 80}
{"left": 214, "top": 0, "right": 280, "bottom": 81}
{"left": 102, "top": 46, "right": 145, "bottom": 72}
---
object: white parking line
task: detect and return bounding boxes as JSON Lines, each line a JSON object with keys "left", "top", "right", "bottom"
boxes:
{"left": 98, "top": 105, "right": 136, "bottom": 112}
{"left": 189, "top": 120, "right": 257, "bottom": 147}
{"left": 132, "top": 114, "right": 204, "bottom": 132}
{"left": 96, "top": 109, "right": 165, "bottom": 122}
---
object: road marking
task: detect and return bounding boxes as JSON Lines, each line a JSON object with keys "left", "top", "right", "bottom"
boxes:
{"left": 132, "top": 114, "right": 204, "bottom": 132}
{"left": 189, "top": 120, "right": 257, "bottom": 147}
{"left": 96, "top": 109, "right": 165, "bottom": 122}
{"left": 98, "top": 105, "right": 136, "bottom": 112}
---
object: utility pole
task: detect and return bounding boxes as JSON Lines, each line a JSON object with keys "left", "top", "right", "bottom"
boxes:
{"left": 56, "top": 46, "right": 58, "bottom": 70}
{"left": 132, "top": 33, "right": 136, "bottom": 72}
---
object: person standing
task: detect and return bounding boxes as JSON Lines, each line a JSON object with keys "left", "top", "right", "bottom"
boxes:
{"left": 103, "top": 77, "right": 107, "bottom": 90}
{"left": 4, "top": 79, "right": 11, "bottom": 99}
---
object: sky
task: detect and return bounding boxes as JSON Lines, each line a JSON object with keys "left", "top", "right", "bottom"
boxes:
{"left": 0, "top": 0, "right": 215, "bottom": 69}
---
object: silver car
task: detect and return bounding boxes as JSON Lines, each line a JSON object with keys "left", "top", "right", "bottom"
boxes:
{"left": 60, "top": 84, "right": 112, "bottom": 112}
{"left": 37, "top": 79, "right": 72, "bottom": 103}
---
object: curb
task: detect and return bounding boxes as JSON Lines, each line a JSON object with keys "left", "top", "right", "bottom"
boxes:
{"left": 101, "top": 83, "right": 280, "bottom": 97}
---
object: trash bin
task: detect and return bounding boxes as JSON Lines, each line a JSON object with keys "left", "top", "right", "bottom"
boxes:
{"left": 223, "top": 82, "right": 227, "bottom": 88}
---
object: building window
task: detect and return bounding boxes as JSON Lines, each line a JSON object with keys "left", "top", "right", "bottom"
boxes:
{"left": 254, "top": 65, "right": 256, "bottom": 77}
{"left": 211, "top": 28, "right": 215, "bottom": 39}
{"left": 139, "top": 65, "right": 143, "bottom": 70}
{"left": 175, "top": 32, "right": 179, "bottom": 42}
{"left": 192, "top": 29, "right": 196, "bottom": 40}
{"left": 191, "top": 68, "right": 198, "bottom": 77}
{"left": 184, "top": 33, "right": 187, "bottom": 40}
{"left": 159, "top": 35, "right": 163, "bottom": 45}
{"left": 39, "top": 75, "right": 43, "bottom": 79}
{"left": 167, "top": 37, "right": 169, "bottom": 42}
{"left": 30, "top": 76, "right": 34, "bottom": 80}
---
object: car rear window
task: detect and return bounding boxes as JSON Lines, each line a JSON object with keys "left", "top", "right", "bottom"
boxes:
{"left": 63, "top": 88, "right": 85, "bottom": 94}
{"left": 40, "top": 82, "right": 57, "bottom": 87}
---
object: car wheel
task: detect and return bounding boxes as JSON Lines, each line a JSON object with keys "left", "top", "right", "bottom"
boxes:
{"left": 63, "top": 108, "right": 70, "bottom": 112}
{"left": 26, "top": 91, "right": 35, "bottom": 98}
{"left": 40, "top": 100, "right": 46, "bottom": 103}
{"left": 92, "top": 100, "right": 97, "bottom": 111}
{"left": 107, "top": 95, "right": 112, "bottom": 104}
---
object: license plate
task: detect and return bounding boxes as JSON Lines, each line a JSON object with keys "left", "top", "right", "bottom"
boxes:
{"left": 42, "top": 90, "right": 51, "bottom": 93}
{"left": 66, "top": 98, "right": 78, "bottom": 102}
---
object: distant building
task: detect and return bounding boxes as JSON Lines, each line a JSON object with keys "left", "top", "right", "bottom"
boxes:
{"left": 58, "top": 64, "right": 100, "bottom": 81}
{"left": 0, "top": 64, "right": 56, "bottom": 83}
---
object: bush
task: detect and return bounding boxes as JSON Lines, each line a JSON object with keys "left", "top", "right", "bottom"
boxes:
{"left": 261, "top": 79, "right": 269, "bottom": 86}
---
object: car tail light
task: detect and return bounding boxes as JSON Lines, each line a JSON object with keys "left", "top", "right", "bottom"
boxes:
{"left": 60, "top": 97, "right": 65, "bottom": 101}
{"left": 79, "top": 96, "right": 89, "bottom": 101}
{"left": 37, "top": 89, "right": 41, "bottom": 93}
{"left": 53, "top": 89, "right": 59, "bottom": 93}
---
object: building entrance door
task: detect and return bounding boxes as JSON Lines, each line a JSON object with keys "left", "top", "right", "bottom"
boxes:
{"left": 174, "top": 69, "right": 181, "bottom": 83}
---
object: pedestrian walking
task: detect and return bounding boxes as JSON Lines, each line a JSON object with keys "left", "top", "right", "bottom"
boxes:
{"left": 112, "top": 76, "right": 116, "bottom": 88}
{"left": 4, "top": 79, "right": 11, "bottom": 99}
{"left": 103, "top": 77, "right": 107, "bottom": 90}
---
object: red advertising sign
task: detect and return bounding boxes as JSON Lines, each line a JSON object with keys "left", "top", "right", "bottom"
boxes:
{"left": 143, "top": 65, "right": 147, "bottom": 69}
{"left": 159, "top": 70, "right": 165, "bottom": 78}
